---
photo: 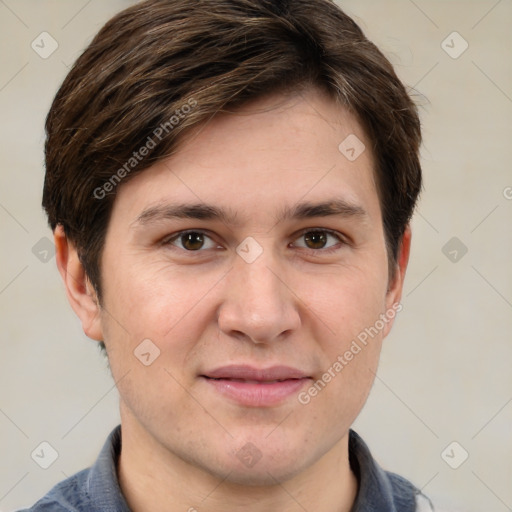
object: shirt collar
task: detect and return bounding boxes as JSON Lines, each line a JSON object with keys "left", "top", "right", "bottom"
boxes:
{"left": 349, "top": 429, "right": 418, "bottom": 511}
{"left": 86, "top": 425, "right": 131, "bottom": 511}
{"left": 86, "top": 426, "right": 418, "bottom": 512}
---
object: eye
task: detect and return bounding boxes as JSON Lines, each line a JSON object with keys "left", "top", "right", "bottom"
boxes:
{"left": 292, "top": 229, "right": 344, "bottom": 251}
{"left": 165, "top": 230, "right": 219, "bottom": 251}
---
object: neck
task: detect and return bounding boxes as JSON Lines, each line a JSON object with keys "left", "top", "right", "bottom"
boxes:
{"left": 118, "top": 411, "right": 358, "bottom": 512}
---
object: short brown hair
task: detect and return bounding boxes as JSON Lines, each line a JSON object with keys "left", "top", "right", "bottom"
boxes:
{"left": 43, "top": 0, "right": 422, "bottom": 300}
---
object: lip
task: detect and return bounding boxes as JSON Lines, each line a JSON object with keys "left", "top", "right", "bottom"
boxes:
{"left": 201, "top": 365, "right": 312, "bottom": 407}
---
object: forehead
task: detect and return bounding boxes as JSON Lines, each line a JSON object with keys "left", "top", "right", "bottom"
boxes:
{"left": 112, "top": 88, "right": 380, "bottom": 226}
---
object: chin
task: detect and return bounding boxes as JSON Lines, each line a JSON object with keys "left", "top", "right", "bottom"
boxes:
{"left": 217, "top": 457, "right": 309, "bottom": 487}
{"left": 216, "top": 438, "right": 315, "bottom": 486}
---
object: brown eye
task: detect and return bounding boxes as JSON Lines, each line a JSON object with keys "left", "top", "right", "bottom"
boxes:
{"left": 166, "top": 231, "right": 218, "bottom": 251}
{"left": 181, "top": 232, "right": 204, "bottom": 250}
{"left": 304, "top": 231, "right": 328, "bottom": 249}
{"left": 293, "top": 229, "right": 343, "bottom": 251}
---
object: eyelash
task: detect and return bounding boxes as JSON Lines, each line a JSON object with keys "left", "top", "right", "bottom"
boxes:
{"left": 162, "top": 228, "right": 347, "bottom": 254}
{"left": 291, "top": 228, "right": 346, "bottom": 253}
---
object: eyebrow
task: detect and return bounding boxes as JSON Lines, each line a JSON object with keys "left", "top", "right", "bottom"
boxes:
{"left": 132, "top": 199, "right": 367, "bottom": 228}
{"left": 133, "top": 203, "right": 237, "bottom": 227}
{"left": 281, "top": 199, "right": 366, "bottom": 221}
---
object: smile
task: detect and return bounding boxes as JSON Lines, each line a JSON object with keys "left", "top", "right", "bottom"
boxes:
{"left": 201, "top": 365, "right": 312, "bottom": 407}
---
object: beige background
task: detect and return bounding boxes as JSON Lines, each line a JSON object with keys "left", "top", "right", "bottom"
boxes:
{"left": 1, "top": 1, "right": 511, "bottom": 510}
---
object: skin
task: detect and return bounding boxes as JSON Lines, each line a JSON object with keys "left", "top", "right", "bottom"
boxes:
{"left": 55, "top": 88, "right": 411, "bottom": 512}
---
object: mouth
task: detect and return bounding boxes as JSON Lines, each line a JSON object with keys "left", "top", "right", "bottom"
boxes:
{"left": 206, "top": 377, "right": 300, "bottom": 383}
{"left": 200, "top": 365, "right": 312, "bottom": 407}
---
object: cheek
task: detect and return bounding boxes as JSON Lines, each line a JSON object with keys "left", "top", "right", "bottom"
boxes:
{"left": 102, "top": 257, "right": 223, "bottom": 341}
{"left": 299, "top": 278, "right": 385, "bottom": 434}
{"left": 297, "top": 262, "right": 388, "bottom": 402}
{"left": 302, "top": 263, "right": 389, "bottom": 344}
{"left": 99, "top": 264, "right": 212, "bottom": 424}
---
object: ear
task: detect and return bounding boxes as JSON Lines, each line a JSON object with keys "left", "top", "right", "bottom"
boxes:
{"left": 383, "top": 225, "right": 412, "bottom": 336}
{"left": 54, "top": 225, "right": 104, "bottom": 341}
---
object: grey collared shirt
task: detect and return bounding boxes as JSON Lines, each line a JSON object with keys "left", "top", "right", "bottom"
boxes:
{"left": 19, "top": 426, "right": 431, "bottom": 511}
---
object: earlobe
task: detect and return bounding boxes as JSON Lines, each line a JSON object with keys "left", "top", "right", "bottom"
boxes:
{"left": 54, "top": 225, "right": 104, "bottom": 341}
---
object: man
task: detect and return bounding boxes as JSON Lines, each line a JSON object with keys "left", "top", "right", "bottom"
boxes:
{"left": 23, "top": 0, "right": 431, "bottom": 510}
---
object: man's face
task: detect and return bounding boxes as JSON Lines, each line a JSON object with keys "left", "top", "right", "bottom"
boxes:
{"left": 93, "top": 89, "right": 404, "bottom": 484}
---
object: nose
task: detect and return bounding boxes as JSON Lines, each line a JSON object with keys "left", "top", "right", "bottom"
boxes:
{"left": 217, "top": 252, "right": 301, "bottom": 344}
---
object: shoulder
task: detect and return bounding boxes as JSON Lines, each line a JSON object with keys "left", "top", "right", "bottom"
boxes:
{"left": 386, "top": 470, "right": 421, "bottom": 496}
{"left": 386, "top": 472, "right": 459, "bottom": 512}
{"left": 15, "top": 469, "right": 91, "bottom": 512}
{"left": 17, "top": 426, "right": 128, "bottom": 512}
